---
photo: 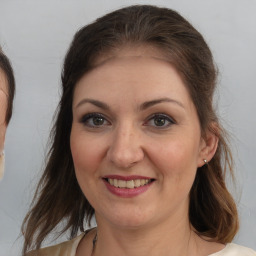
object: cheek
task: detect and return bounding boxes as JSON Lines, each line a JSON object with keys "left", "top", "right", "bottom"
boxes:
{"left": 148, "top": 136, "right": 199, "bottom": 181}
{"left": 70, "top": 130, "right": 105, "bottom": 176}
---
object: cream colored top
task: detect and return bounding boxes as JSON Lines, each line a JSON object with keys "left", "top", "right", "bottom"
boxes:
{"left": 27, "top": 233, "right": 256, "bottom": 256}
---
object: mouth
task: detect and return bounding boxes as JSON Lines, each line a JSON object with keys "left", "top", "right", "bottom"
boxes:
{"left": 103, "top": 177, "right": 155, "bottom": 189}
{"left": 102, "top": 175, "right": 155, "bottom": 197}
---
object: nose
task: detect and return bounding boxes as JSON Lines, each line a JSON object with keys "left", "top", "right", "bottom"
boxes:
{"left": 107, "top": 124, "right": 144, "bottom": 169}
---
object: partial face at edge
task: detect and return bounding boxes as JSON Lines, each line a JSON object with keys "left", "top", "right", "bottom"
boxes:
{"left": 0, "top": 69, "right": 8, "bottom": 152}
{"left": 70, "top": 47, "right": 215, "bottom": 229}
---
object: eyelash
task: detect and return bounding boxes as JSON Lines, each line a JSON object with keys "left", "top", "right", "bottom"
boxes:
{"left": 80, "top": 113, "right": 110, "bottom": 128}
{"left": 79, "top": 113, "right": 176, "bottom": 129}
{"left": 144, "top": 113, "right": 176, "bottom": 128}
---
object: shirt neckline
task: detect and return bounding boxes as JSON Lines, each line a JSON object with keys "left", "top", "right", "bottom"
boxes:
{"left": 208, "top": 243, "right": 232, "bottom": 256}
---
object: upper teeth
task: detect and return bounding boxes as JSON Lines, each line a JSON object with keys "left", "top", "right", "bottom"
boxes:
{"left": 108, "top": 179, "right": 151, "bottom": 189}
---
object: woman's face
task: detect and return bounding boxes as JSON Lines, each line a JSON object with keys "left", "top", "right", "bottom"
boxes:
{"left": 70, "top": 49, "right": 208, "bottom": 229}
{"left": 0, "top": 69, "right": 8, "bottom": 153}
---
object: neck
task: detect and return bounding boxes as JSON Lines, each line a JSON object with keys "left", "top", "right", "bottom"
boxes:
{"left": 93, "top": 215, "right": 199, "bottom": 256}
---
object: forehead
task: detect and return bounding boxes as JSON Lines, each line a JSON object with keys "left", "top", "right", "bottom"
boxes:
{"left": 75, "top": 44, "right": 188, "bottom": 98}
{"left": 72, "top": 44, "right": 196, "bottom": 111}
{"left": 0, "top": 69, "right": 8, "bottom": 96}
{"left": 80, "top": 44, "right": 178, "bottom": 87}
{"left": 77, "top": 55, "right": 183, "bottom": 91}
{"left": 73, "top": 54, "right": 193, "bottom": 111}
{"left": 93, "top": 44, "right": 169, "bottom": 66}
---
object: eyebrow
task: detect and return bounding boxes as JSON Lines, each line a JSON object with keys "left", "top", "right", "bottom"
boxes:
{"left": 140, "top": 98, "right": 185, "bottom": 110}
{"left": 76, "top": 97, "right": 184, "bottom": 111}
{"left": 76, "top": 99, "right": 110, "bottom": 110}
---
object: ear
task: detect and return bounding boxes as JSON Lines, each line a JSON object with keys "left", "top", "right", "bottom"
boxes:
{"left": 197, "top": 123, "right": 219, "bottom": 167}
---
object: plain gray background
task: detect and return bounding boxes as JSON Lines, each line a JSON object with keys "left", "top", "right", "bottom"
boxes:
{"left": 0, "top": 0, "right": 255, "bottom": 255}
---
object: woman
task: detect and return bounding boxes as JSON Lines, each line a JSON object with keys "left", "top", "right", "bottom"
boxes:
{"left": 22, "top": 5, "right": 256, "bottom": 256}
{"left": 0, "top": 47, "right": 15, "bottom": 180}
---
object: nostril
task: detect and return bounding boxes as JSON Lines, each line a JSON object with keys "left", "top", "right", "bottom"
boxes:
{"left": 107, "top": 143, "right": 145, "bottom": 168}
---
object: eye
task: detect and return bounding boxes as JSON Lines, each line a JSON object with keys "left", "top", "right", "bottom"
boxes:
{"left": 145, "top": 114, "right": 175, "bottom": 128}
{"left": 80, "top": 113, "right": 110, "bottom": 128}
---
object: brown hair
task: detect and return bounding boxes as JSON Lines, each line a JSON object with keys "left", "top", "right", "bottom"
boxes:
{"left": 0, "top": 47, "right": 15, "bottom": 124}
{"left": 22, "top": 5, "right": 238, "bottom": 254}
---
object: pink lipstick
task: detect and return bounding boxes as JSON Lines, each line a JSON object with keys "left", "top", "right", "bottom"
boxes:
{"left": 102, "top": 175, "right": 155, "bottom": 198}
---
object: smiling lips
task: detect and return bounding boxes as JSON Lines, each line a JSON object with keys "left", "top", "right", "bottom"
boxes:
{"left": 107, "top": 178, "right": 151, "bottom": 189}
{"left": 103, "top": 175, "right": 155, "bottom": 197}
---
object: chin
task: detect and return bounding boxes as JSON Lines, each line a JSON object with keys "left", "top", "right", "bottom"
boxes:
{"left": 97, "top": 206, "right": 155, "bottom": 229}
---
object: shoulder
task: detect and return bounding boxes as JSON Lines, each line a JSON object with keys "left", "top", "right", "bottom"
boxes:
{"left": 210, "top": 243, "right": 256, "bottom": 256}
{"left": 26, "top": 233, "right": 85, "bottom": 256}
